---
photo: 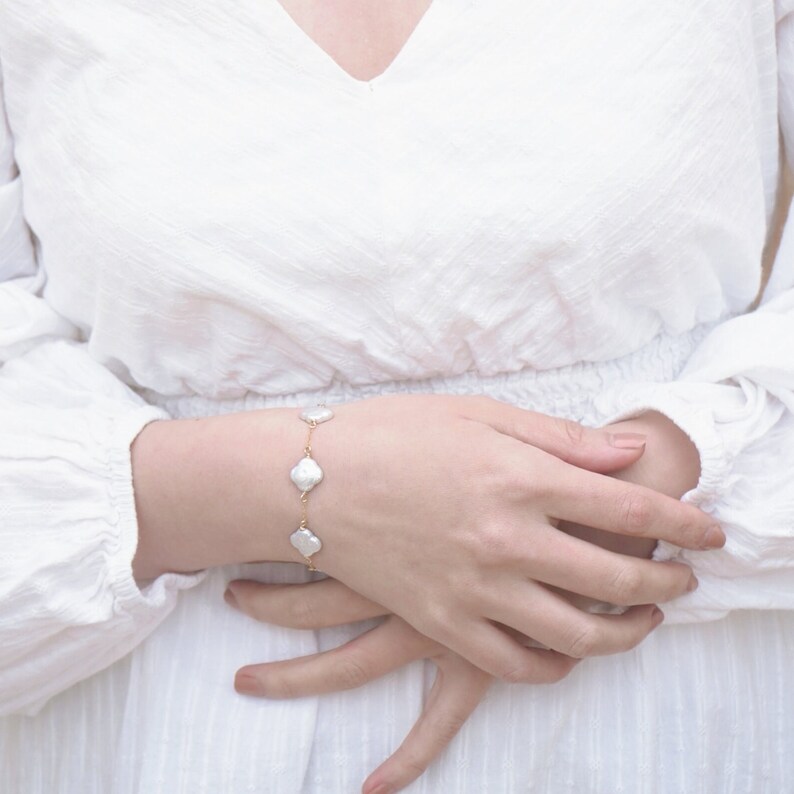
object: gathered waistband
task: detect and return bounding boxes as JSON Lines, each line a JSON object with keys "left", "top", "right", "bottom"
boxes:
{"left": 142, "top": 319, "right": 720, "bottom": 425}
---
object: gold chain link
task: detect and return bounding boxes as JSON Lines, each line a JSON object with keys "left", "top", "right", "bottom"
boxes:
{"left": 299, "top": 419, "right": 317, "bottom": 534}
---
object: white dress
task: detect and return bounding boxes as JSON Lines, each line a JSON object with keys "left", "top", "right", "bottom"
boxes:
{"left": 1, "top": 1, "right": 794, "bottom": 791}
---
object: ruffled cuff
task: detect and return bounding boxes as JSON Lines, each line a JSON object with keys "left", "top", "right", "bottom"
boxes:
{"left": 0, "top": 342, "right": 206, "bottom": 715}
{"left": 593, "top": 377, "right": 791, "bottom": 623}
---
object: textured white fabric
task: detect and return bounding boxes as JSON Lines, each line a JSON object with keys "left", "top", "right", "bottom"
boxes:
{"left": 1, "top": 1, "right": 793, "bottom": 791}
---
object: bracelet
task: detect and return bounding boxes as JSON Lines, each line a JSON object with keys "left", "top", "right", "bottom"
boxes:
{"left": 288, "top": 404, "right": 334, "bottom": 570}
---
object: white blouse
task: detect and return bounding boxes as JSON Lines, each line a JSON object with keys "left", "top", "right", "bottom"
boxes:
{"left": 1, "top": 1, "right": 794, "bottom": 791}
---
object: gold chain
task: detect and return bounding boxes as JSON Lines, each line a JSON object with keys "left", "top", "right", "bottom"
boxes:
{"left": 299, "top": 418, "right": 317, "bottom": 567}
{"left": 298, "top": 418, "right": 316, "bottom": 530}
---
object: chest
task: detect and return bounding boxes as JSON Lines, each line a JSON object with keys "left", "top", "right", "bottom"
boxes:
{"left": 274, "top": 0, "right": 434, "bottom": 82}
{"left": 4, "top": 1, "right": 770, "bottom": 236}
{"left": 0, "top": 0, "right": 777, "bottom": 388}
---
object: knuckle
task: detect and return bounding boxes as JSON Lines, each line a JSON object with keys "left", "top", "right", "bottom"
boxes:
{"left": 617, "top": 491, "right": 654, "bottom": 534}
{"left": 461, "top": 446, "right": 499, "bottom": 491}
{"left": 564, "top": 620, "right": 601, "bottom": 659}
{"left": 678, "top": 512, "right": 706, "bottom": 545}
{"left": 498, "top": 667, "right": 527, "bottom": 685}
{"left": 415, "top": 603, "right": 457, "bottom": 645}
{"left": 264, "top": 670, "right": 297, "bottom": 699}
{"left": 556, "top": 417, "right": 585, "bottom": 449}
{"left": 331, "top": 656, "right": 371, "bottom": 690}
{"left": 471, "top": 450, "right": 530, "bottom": 499}
{"left": 433, "top": 714, "right": 467, "bottom": 744}
{"left": 608, "top": 563, "right": 645, "bottom": 604}
{"left": 497, "top": 660, "right": 533, "bottom": 684}
{"left": 475, "top": 520, "right": 517, "bottom": 565}
{"left": 501, "top": 466, "right": 534, "bottom": 497}
{"left": 519, "top": 456, "right": 558, "bottom": 502}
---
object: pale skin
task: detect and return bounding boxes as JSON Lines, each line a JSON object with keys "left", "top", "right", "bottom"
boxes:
{"left": 131, "top": 3, "right": 719, "bottom": 793}
{"left": 221, "top": 409, "right": 705, "bottom": 794}
{"left": 132, "top": 397, "right": 714, "bottom": 793}
{"left": 274, "top": 0, "right": 436, "bottom": 83}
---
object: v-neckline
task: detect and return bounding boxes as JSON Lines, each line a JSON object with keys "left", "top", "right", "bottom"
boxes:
{"left": 267, "top": 0, "right": 446, "bottom": 88}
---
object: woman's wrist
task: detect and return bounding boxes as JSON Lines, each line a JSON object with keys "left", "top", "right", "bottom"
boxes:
{"left": 608, "top": 410, "right": 701, "bottom": 497}
{"left": 130, "top": 408, "right": 306, "bottom": 580}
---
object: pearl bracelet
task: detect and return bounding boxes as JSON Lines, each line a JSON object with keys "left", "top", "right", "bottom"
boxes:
{"left": 288, "top": 405, "right": 334, "bottom": 570}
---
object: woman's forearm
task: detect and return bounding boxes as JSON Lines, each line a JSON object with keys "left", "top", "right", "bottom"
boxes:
{"left": 130, "top": 408, "right": 302, "bottom": 580}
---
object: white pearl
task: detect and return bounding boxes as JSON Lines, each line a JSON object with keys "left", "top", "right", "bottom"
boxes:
{"left": 290, "top": 457, "right": 323, "bottom": 491}
{"left": 290, "top": 527, "right": 323, "bottom": 557}
{"left": 300, "top": 406, "right": 334, "bottom": 424}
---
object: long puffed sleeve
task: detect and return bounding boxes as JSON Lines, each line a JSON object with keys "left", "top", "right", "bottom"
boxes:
{"left": 593, "top": 7, "right": 794, "bottom": 624}
{"left": 0, "top": 71, "right": 203, "bottom": 716}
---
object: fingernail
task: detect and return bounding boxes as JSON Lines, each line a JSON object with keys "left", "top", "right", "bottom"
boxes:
{"left": 366, "top": 785, "right": 395, "bottom": 794}
{"left": 702, "top": 525, "right": 726, "bottom": 549}
{"left": 686, "top": 576, "right": 699, "bottom": 593}
{"left": 651, "top": 607, "right": 664, "bottom": 627}
{"left": 608, "top": 432, "right": 647, "bottom": 450}
{"left": 223, "top": 587, "right": 239, "bottom": 610}
{"left": 234, "top": 672, "right": 261, "bottom": 696}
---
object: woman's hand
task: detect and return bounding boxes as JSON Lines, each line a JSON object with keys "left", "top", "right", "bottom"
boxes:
{"left": 224, "top": 407, "right": 708, "bottom": 793}
{"left": 132, "top": 391, "right": 714, "bottom": 673}
{"left": 561, "top": 409, "right": 703, "bottom": 560}
{"left": 307, "top": 395, "right": 720, "bottom": 679}
{"left": 227, "top": 578, "right": 494, "bottom": 794}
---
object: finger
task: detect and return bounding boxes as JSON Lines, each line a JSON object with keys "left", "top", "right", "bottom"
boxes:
{"left": 431, "top": 618, "right": 579, "bottom": 684}
{"left": 515, "top": 522, "right": 696, "bottom": 605}
{"left": 459, "top": 395, "right": 647, "bottom": 473}
{"left": 234, "top": 617, "right": 436, "bottom": 698}
{"left": 537, "top": 453, "right": 725, "bottom": 550}
{"left": 225, "top": 578, "right": 387, "bottom": 628}
{"left": 488, "top": 585, "right": 665, "bottom": 658}
{"left": 362, "top": 656, "right": 491, "bottom": 794}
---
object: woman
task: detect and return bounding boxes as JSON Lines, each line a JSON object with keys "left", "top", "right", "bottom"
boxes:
{"left": 1, "top": 1, "right": 793, "bottom": 792}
